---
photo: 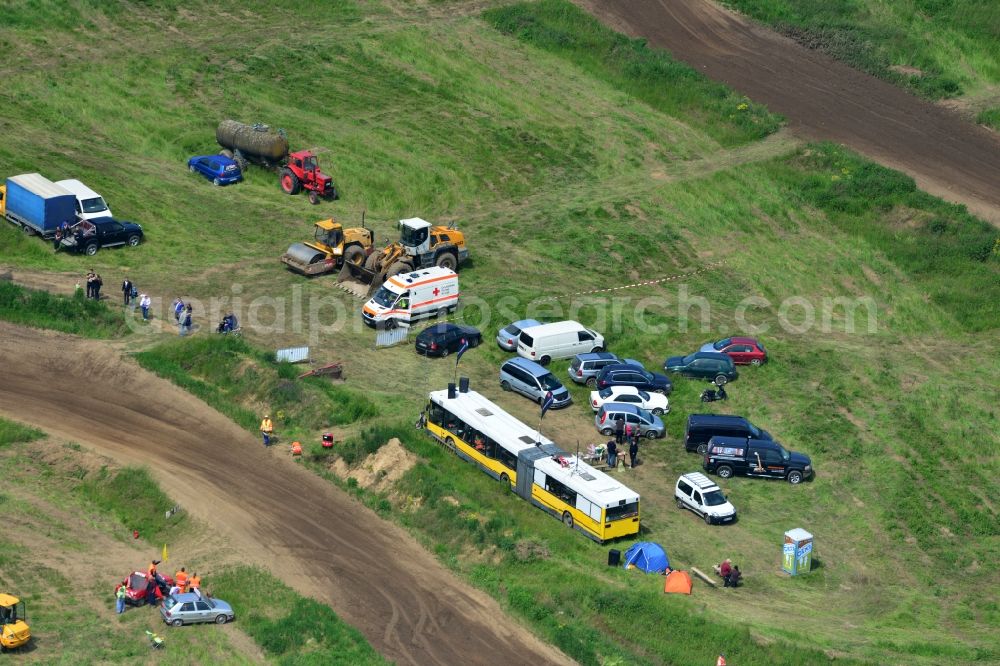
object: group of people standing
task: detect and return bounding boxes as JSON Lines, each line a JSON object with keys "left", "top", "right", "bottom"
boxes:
{"left": 713, "top": 558, "right": 743, "bottom": 588}
{"left": 120, "top": 276, "right": 151, "bottom": 320}
{"left": 607, "top": 419, "right": 641, "bottom": 469}
{"left": 84, "top": 269, "right": 103, "bottom": 299}
{"left": 173, "top": 298, "right": 194, "bottom": 335}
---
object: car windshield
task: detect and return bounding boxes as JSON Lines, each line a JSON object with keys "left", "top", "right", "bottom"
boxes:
{"left": 539, "top": 374, "right": 562, "bottom": 391}
{"left": 637, "top": 390, "right": 650, "bottom": 400}
{"left": 371, "top": 287, "right": 397, "bottom": 308}
{"left": 703, "top": 490, "right": 728, "bottom": 506}
{"left": 712, "top": 338, "right": 732, "bottom": 351}
{"left": 81, "top": 197, "right": 108, "bottom": 213}
{"left": 682, "top": 353, "right": 698, "bottom": 364}
{"left": 598, "top": 387, "right": 613, "bottom": 398}
{"left": 503, "top": 325, "right": 520, "bottom": 337}
{"left": 400, "top": 224, "right": 428, "bottom": 247}
{"left": 778, "top": 445, "right": 790, "bottom": 460}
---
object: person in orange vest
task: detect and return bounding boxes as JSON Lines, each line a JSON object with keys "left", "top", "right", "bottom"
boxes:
{"left": 148, "top": 559, "right": 161, "bottom": 577}
{"left": 291, "top": 441, "right": 302, "bottom": 456}
{"left": 716, "top": 655, "right": 727, "bottom": 666}
{"left": 190, "top": 573, "right": 202, "bottom": 598}
{"left": 175, "top": 567, "right": 189, "bottom": 593}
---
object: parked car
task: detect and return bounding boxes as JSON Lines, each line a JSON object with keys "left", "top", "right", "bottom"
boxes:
{"left": 496, "top": 319, "right": 541, "bottom": 351}
{"left": 187, "top": 154, "right": 243, "bottom": 186}
{"left": 568, "top": 351, "right": 621, "bottom": 387}
{"left": 703, "top": 436, "right": 813, "bottom": 484}
{"left": 675, "top": 472, "right": 737, "bottom": 525}
{"left": 589, "top": 385, "right": 669, "bottom": 415}
{"left": 62, "top": 217, "right": 143, "bottom": 256}
{"left": 595, "top": 403, "right": 665, "bottom": 439}
{"left": 415, "top": 323, "right": 481, "bottom": 357}
{"left": 516, "top": 320, "right": 604, "bottom": 365}
{"left": 684, "top": 413, "right": 772, "bottom": 454}
{"left": 663, "top": 351, "right": 739, "bottom": 385}
{"left": 699, "top": 336, "right": 768, "bottom": 366}
{"left": 160, "top": 592, "right": 235, "bottom": 626}
{"left": 117, "top": 571, "right": 174, "bottom": 607}
{"left": 499, "top": 357, "right": 572, "bottom": 408}
{"left": 595, "top": 362, "right": 672, "bottom": 394}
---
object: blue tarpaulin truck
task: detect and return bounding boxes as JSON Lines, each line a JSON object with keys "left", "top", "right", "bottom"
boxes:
{"left": 1, "top": 173, "right": 77, "bottom": 238}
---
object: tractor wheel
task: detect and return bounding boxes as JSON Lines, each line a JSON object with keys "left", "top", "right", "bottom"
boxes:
{"left": 363, "top": 251, "right": 382, "bottom": 271}
{"left": 280, "top": 168, "right": 301, "bottom": 195}
{"left": 435, "top": 252, "right": 458, "bottom": 271}
{"left": 343, "top": 245, "right": 366, "bottom": 267}
{"left": 309, "top": 190, "right": 320, "bottom": 205}
{"left": 385, "top": 261, "right": 411, "bottom": 280}
{"left": 233, "top": 150, "right": 248, "bottom": 172}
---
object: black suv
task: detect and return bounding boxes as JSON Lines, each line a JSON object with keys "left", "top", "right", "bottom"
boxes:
{"left": 703, "top": 436, "right": 813, "bottom": 484}
{"left": 414, "top": 323, "right": 481, "bottom": 357}
{"left": 595, "top": 362, "right": 672, "bottom": 395}
{"left": 663, "top": 351, "right": 739, "bottom": 385}
{"left": 64, "top": 217, "right": 144, "bottom": 256}
{"left": 684, "top": 414, "right": 772, "bottom": 454}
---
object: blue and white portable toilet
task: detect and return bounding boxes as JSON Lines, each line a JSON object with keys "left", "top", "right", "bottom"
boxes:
{"left": 782, "top": 528, "right": 813, "bottom": 575}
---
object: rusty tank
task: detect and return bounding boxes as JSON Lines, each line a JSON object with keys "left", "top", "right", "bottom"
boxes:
{"left": 215, "top": 120, "right": 289, "bottom": 165}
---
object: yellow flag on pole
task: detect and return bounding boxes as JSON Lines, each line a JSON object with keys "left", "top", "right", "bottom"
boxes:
{"left": 162, "top": 543, "right": 169, "bottom": 563}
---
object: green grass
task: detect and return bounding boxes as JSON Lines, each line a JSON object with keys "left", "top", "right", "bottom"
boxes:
{"left": 0, "top": 1, "right": 998, "bottom": 664}
{"left": 212, "top": 566, "right": 390, "bottom": 666}
{"left": 0, "top": 281, "right": 130, "bottom": 337}
{"left": 721, "top": 0, "right": 1000, "bottom": 99}
{"left": 76, "top": 466, "right": 184, "bottom": 543}
{"left": 484, "top": 0, "right": 782, "bottom": 147}
{"left": 134, "top": 335, "right": 379, "bottom": 437}
{"left": 0, "top": 417, "right": 44, "bottom": 447}
{"left": 978, "top": 107, "right": 1000, "bottom": 130}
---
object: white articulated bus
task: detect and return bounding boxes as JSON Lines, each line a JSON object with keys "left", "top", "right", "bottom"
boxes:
{"left": 423, "top": 383, "right": 640, "bottom": 542}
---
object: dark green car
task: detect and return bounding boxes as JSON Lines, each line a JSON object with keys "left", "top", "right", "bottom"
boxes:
{"left": 663, "top": 351, "right": 739, "bottom": 385}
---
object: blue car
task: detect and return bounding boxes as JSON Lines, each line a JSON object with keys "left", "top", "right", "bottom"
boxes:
{"left": 187, "top": 155, "right": 242, "bottom": 186}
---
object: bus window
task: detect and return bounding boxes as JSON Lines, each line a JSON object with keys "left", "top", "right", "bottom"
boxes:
{"left": 545, "top": 477, "right": 577, "bottom": 505}
{"left": 497, "top": 446, "right": 516, "bottom": 470}
{"left": 428, "top": 402, "right": 447, "bottom": 425}
{"left": 606, "top": 501, "right": 639, "bottom": 521}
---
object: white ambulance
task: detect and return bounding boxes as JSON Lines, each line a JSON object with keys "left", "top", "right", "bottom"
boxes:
{"left": 362, "top": 266, "right": 459, "bottom": 328}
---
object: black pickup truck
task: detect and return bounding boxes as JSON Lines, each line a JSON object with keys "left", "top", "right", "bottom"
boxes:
{"left": 703, "top": 436, "right": 813, "bottom": 484}
{"left": 61, "top": 217, "right": 144, "bottom": 256}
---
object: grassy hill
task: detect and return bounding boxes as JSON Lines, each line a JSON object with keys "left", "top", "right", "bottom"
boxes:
{"left": 719, "top": 0, "right": 1000, "bottom": 122}
{"left": 1, "top": 1, "right": 998, "bottom": 664}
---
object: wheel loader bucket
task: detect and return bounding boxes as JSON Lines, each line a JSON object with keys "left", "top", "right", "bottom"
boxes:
{"left": 337, "top": 260, "right": 382, "bottom": 299}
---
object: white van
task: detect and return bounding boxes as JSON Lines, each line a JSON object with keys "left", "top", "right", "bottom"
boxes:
{"left": 516, "top": 320, "right": 605, "bottom": 365}
{"left": 362, "top": 266, "right": 458, "bottom": 328}
{"left": 55, "top": 179, "right": 111, "bottom": 221}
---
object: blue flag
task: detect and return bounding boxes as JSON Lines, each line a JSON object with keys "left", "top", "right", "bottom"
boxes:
{"left": 540, "top": 390, "right": 554, "bottom": 419}
{"left": 455, "top": 338, "right": 469, "bottom": 365}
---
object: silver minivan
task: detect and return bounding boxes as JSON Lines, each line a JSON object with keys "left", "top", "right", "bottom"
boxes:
{"left": 499, "top": 357, "right": 572, "bottom": 408}
{"left": 594, "top": 403, "right": 665, "bottom": 439}
{"left": 496, "top": 319, "right": 541, "bottom": 352}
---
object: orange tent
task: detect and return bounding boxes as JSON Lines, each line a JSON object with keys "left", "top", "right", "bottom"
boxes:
{"left": 663, "top": 570, "right": 693, "bottom": 595}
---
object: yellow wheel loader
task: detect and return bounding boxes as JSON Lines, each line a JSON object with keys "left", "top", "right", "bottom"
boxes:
{"left": 0, "top": 594, "right": 30, "bottom": 652}
{"left": 281, "top": 217, "right": 374, "bottom": 277}
{"left": 337, "top": 218, "right": 469, "bottom": 298}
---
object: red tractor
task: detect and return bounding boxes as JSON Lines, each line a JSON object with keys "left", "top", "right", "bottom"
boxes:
{"left": 280, "top": 151, "right": 339, "bottom": 205}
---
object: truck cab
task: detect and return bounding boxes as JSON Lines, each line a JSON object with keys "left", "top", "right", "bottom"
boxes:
{"left": 55, "top": 179, "right": 111, "bottom": 221}
{"left": 703, "top": 436, "right": 813, "bottom": 484}
{"left": 0, "top": 594, "right": 30, "bottom": 651}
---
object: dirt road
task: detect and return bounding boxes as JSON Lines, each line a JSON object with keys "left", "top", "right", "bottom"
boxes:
{"left": 577, "top": 0, "right": 1000, "bottom": 225}
{"left": 0, "top": 322, "right": 572, "bottom": 666}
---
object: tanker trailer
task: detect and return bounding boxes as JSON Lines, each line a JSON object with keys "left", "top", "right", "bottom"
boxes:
{"left": 215, "top": 120, "right": 289, "bottom": 170}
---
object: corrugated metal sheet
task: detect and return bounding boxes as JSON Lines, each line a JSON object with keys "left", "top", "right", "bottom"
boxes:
{"left": 276, "top": 346, "right": 310, "bottom": 363}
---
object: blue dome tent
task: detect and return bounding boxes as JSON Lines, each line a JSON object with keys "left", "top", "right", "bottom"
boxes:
{"left": 622, "top": 542, "right": 669, "bottom": 574}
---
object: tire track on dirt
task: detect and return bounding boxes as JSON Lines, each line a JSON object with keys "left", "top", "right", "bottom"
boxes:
{"left": 0, "top": 322, "right": 573, "bottom": 666}
{"left": 576, "top": 0, "right": 1000, "bottom": 226}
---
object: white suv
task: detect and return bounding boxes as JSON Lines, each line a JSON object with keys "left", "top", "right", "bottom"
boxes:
{"left": 675, "top": 472, "right": 736, "bottom": 525}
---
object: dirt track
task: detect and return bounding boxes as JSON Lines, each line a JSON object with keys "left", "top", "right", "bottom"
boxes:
{"left": 0, "top": 322, "right": 572, "bottom": 666}
{"left": 577, "top": 0, "right": 1000, "bottom": 225}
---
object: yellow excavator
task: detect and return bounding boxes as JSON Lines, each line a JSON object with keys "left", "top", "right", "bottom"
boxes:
{"left": 280, "top": 217, "right": 375, "bottom": 277}
{"left": 0, "top": 594, "right": 30, "bottom": 652}
{"left": 337, "top": 218, "right": 469, "bottom": 298}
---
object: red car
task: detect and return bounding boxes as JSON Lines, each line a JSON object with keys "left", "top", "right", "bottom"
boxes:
{"left": 117, "top": 571, "right": 174, "bottom": 606}
{"left": 699, "top": 337, "right": 767, "bottom": 366}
